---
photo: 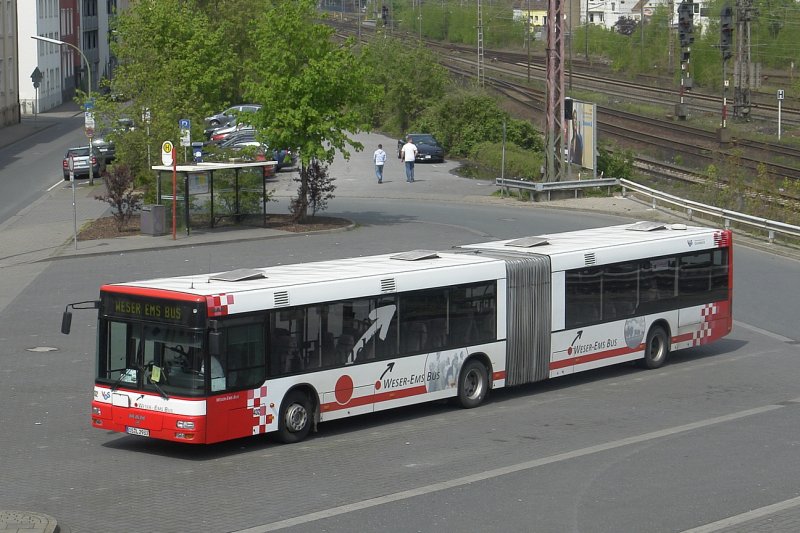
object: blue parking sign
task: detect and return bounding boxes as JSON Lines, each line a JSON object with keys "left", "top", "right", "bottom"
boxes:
{"left": 179, "top": 118, "right": 191, "bottom": 129}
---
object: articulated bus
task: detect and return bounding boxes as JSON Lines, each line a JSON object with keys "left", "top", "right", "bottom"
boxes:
{"left": 62, "top": 221, "right": 732, "bottom": 444}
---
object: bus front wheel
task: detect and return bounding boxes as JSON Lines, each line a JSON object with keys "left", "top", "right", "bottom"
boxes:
{"left": 642, "top": 325, "right": 669, "bottom": 369}
{"left": 276, "top": 390, "right": 312, "bottom": 443}
{"left": 457, "top": 360, "right": 488, "bottom": 408}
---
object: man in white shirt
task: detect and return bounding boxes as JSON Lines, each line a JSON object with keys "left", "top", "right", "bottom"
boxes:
{"left": 399, "top": 136, "right": 418, "bottom": 183}
{"left": 373, "top": 143, "right": 387, "bottom": 183}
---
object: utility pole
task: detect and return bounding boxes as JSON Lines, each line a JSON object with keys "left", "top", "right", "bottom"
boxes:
{"left": 733, "top": 0, "right": 755, "bottom": 120}
{"left": 527, "top": 0, "right": 531, "bottom": 82}
{"left": 545, "top": 0, "right": 565, "bottom": 182}
{"left": 477, "top": 0, "right": 485, "bottom": 87}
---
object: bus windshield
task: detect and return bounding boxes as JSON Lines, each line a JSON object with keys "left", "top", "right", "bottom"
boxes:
{"left": 99, "top": 319, "right": 211, "bottom": 397}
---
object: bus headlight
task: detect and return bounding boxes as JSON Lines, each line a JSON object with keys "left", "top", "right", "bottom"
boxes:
{"left": 176, "top": 420, "right": 195, "bottom": 430}
{"left": 92, "top": 406, "right": 102, "bottom": 416}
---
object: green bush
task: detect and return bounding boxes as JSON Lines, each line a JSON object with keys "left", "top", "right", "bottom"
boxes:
{"left": 412, "top": 88, "right": 543, "bottom": 157}
{"left": 469, "top": 141, "right": 544, "bottom": 181}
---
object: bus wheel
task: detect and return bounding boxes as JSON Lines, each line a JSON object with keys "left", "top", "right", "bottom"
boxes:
{"left": 457, "top": 360, "right": 488, "bottom": 409}
{"left": 276, "top": 390, "right": 312, "bottom": 444}
{"left": 642, "top": 326, "right": 669, "bottom": 369}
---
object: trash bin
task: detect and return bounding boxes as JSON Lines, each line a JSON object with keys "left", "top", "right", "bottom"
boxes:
{"left": 140, "top": 204, "right": 166, "bottom": 236}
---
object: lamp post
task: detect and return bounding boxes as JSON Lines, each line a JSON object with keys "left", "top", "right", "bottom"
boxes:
{"left": 32, "top": 35, "right": 94, "bottom": 185}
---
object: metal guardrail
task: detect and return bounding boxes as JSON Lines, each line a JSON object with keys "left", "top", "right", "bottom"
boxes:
{"left": 619, "top": 178, "right": 800, "bottom": 244}
{"left": 493, "top": 176, "right": 800, "bottom": 245}
{"left": 496, "top": 177, "right": 619, "bottom": 201}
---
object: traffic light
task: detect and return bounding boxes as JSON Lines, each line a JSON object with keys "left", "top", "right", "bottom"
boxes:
{"left": 720, "top": 5, "right": 734, "bottom": 61}
{"left": 678, "top": 1, "right": 694, "bottom": 48}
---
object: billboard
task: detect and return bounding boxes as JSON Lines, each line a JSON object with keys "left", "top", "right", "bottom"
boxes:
{"left": 567, "top": 100, "right": 597, "bottom": 175}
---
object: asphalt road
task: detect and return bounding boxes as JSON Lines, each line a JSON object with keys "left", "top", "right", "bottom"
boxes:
{"left": 1, "top": 127, "right": 800, "bottom": 532}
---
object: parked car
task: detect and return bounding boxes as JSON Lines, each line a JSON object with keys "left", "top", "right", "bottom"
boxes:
{"left": 91, "top": 118, "right": 135, "bottom": 164}
{"left": 62, "top": 147, "right": 102, "bottom": 180}
{"left": 207, "top": 124, "right": 255, "bottom": 144}
{"left": 397, "top": 133, "right": 445, "bottom": 163}
{"left": 203, "top": 104, "right": 261, "bottom": 136}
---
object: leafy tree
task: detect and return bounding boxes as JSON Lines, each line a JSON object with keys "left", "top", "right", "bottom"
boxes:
{"left": 291, "top": 159, "right": 336, "bottom": 218}
{"left": 614, "top": 16, "right": 639, "bottom": 37}
{"left": 243, "top": 0, "right": 379, "bottom": 220}
{"left": 359, "top": 37, "right": 449, "bottom": 134}
{"left": 103, "top": 0, "right": 241, "bottom": 193}
{"left": 95, "top": 164, "right": 142, "bottom": 231}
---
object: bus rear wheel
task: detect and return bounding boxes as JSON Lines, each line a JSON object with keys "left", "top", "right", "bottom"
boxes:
{"left": 276, "top": 390, "right": 312, "bottom": 444}
{"left": 457, "top": 360, "right": 488, "bottom": 408}
{"left": 641, "top": 325, "right": 669, "bottom": 369}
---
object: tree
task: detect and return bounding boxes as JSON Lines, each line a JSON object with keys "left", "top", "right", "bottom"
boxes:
{"left": 614, "top": 16, "right": 639, "bottom": 36}
{"left": 95, "top": 164, "right": 142, "bottom": 231}
{"left": 243, "top": 0, "right": 379, "bottom": 221}
{"left": 359, "top": 37, "right": 449, "bottom": 134}
{"left": 103, "top": 0, "right": 241, "bottom": 195}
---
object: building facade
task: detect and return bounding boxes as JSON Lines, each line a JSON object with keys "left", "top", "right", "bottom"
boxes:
{"left": 18, "top": 0, "right": 124, "bottom": 115}
{"left": 0, "top": 0, "right": 20, "bottom": 126}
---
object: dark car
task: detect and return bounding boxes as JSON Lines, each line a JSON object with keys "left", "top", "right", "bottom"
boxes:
{"left": 62, "top": 147, "right": 102, "bottom": 180}
{"left": 91, "top": 118, "right": 134, "bottom": 164}
{"left": 397, "top": 134, "right": 445, "bottom": 163}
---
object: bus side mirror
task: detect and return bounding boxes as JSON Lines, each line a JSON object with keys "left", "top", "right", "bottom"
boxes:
{"left": 61, "top": 310, "right": 73, "bottom": 334}
{"left": 209, "top": 331, "right": 222, "bottom": 357}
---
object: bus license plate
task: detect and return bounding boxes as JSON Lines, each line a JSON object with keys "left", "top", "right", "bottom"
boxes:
{"left": 126, "top": 426, "right": 150, "bottom": 437}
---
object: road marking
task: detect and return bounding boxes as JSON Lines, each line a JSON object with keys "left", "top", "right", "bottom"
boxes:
{"left": 235, "top": 403, "right": 783, "bottom": 532}
{"left": 734, "top": 320, "right": 795, "bottom": 343}
{"left": 680, "top": 494, "right": 800, "bottom": 532}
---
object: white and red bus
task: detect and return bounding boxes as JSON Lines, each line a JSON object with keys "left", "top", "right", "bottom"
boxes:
{"left": 62, "top": 221, "right": 732, "bottom": 444}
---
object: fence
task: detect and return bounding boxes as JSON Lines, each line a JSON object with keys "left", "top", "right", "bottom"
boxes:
{"left": 618, "top": 178, "right": 800, "bottom": 244}
{"left": 495, "top": 177, "right": 618, "bottom": 201}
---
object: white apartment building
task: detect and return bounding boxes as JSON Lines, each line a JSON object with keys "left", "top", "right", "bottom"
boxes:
{"left": 19, "top": 0, "right": 69, "bottom": 114}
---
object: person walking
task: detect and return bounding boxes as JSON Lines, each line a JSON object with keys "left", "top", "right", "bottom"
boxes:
{"left": 373, "top": 143, "right": 387, "bottom": 183}
{"left": 399, "top": 135, "right": 418, "bottom": 182}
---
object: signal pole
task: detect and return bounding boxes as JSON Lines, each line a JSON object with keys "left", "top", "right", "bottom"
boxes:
{"left": 733, "top": 0, "right": 754, "bottom": 120}
{"left": 675, "top": 1, "right": 694, "bottom": 120}
{"left": 719, "top": 3, "right": 734, "bottom": 143}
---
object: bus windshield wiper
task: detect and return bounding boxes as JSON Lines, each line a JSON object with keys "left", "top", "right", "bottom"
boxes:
{"left": 147, "top": 368, "right": 169, "bottom": 401}
{"left": 110, "top": 366, "right": 137, "bottom": 392}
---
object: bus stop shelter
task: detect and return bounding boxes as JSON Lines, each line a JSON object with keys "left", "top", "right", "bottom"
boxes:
{"left": 150, "top": 161, "right": 277, "bottom": 235}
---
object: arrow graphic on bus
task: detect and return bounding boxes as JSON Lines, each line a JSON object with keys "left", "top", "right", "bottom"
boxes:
{"left": 571, "top": 330, "right": 583, "bottom": 347}
{"left": 379, "top": 362, "right": 395, "bottom": 380}
{"left": 347, "top": 304, "right": 397, "bottom": 364}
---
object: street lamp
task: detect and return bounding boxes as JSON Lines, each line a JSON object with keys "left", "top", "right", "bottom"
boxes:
{"left": 31, "top": 35, "right": 95, "bottom": 185}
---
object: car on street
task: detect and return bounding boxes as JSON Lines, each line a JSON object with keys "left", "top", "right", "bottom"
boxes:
{"left": 397, "top": 133, "right": 445, "bottom": 163}
{"left": 62, "top": 147, "right": 102, "bottom": 180}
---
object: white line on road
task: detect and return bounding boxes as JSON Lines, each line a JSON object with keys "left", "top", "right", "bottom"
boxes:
{"left": 680, "top": 494, "right": 800, "bottom": 532}
{"left": 236, "top": 403, "right": 784, "bottom": 532}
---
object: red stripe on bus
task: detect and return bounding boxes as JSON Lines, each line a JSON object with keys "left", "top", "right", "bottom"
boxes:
{"left": 492, "top": 370, "right": 506, "bottom": 381}
{"left": 672, "top": 332, "right": 695, "bottom": 343}
{"left": 101, "top": 285, "right": 206, "bottom": 303}
{"left": 321, "top": 385, "right": 428, "bottom": 412}
{"left": 550, "top": 344, "right": 643, "bottom": 370}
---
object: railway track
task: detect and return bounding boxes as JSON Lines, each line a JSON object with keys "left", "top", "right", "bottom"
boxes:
{"left": 330, "top": 21, "right": 800, "bottom": 209}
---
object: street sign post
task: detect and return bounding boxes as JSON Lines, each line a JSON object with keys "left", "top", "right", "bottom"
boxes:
{"left": 162, "top": 141, "right": 177, "bottom": 240}
{"left": 68, "top": 155, "right": 77, "bottom": 250}
{"left": 161, "top": 141, "right": 174, "bottom": 166}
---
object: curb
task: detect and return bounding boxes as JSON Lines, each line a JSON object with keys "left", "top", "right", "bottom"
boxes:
{"left": 0, "top": 510, "right": 58, "bottom": 533}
